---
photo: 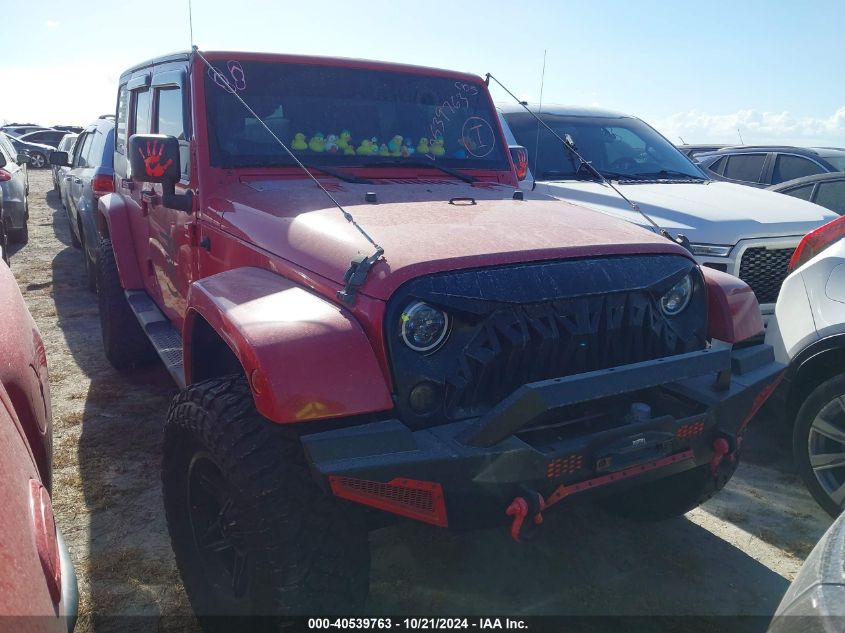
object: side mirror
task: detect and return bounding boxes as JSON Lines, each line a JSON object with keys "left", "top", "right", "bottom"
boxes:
{"left": 49, "top": 151, "right": 69, "bottom": 167}
{"left": 129, "top": 134, "right": 181, "bottom": 192}
{"left": 16, "top": 153, "right": 28, "bottom": 165}
{"left": 509, "top": 145, "right": 529, "bottom": 181}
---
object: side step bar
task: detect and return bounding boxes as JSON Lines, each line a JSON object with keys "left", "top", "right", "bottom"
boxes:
{"left": 124, "top": 290, "right": 186, "bottom": 388}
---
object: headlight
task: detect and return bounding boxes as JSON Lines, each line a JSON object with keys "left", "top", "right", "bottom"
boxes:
{"left": 690, "top": 243, "right": 733, "bottom": 257}
{"left": 400, "top": 302, "right": 450, "bottom": 353}
{"left": 660, "top": 275, "right": 693, "bottom": 316}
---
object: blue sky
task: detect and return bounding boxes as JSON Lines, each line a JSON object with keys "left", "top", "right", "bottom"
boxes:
{"left": 3, "top": 0, "right": 843, "bottom": 144}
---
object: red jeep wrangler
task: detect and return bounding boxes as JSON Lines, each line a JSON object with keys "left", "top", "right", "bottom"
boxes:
{"left": 98, "top": 50, "right": 782, "bottom": 617}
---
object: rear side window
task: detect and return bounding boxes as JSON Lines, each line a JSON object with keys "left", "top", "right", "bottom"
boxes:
{"left": 75, "top": 133, "right": 95, "bottom": 168}
{"left": 116, "top": 84, "right": 128, "bottom": 155}
{"left": 815, "top": 180, "right": 845, "bottom": 215}
{"left": 782, "top": 184, "right": 814, "bottom": 201}
{"left": 132, "top": 89, "right": 151, "bottom": 135}
{"left": 156, "top": 86, "right": 189, "bottom": 177}
{"left": 706, "top": 156, "right": 726, "bottom": 174}
{"left": 723, "top": 154, "right": 766, "bottom": 183}
{"left": 772, "top": 154, "right": 825, "bottom": 184}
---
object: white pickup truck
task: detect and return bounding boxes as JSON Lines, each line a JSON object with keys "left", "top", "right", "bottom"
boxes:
{"left": 499, "top": 104, "right": 837, "bottom": 319}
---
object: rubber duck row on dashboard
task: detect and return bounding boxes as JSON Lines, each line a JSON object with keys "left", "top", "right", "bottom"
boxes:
{"left": 291, "top": 131, "right": 447, "bottom": 157}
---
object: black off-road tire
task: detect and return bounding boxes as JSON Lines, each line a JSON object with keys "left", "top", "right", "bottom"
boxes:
{"left": 794, "top": 375, "right": 845, "bottom": 518}
{"left": 601, "top": 454, "right": 740, "bottom": 521}
{"left": 162, "top": 376, "right": 370, "bottom": 627}
{"left": 96, "top": 238, "right": 155, "bottom": 369}
{"left": 80, "top": 228, "right": 97, "bottom": 292}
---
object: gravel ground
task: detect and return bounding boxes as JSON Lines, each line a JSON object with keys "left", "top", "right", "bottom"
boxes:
{"left": 11, "top": 169, "right": 835, "bottom": 631}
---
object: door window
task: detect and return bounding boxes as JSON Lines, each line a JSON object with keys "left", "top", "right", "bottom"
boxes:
{"left": 116, "top": 84, "right": 128, "bottom": 155}
{"left": 132, "top": 88, "right": 151, "bottom": 135}
{"left": 155, "top": 86, "right": 189, "bottom": 176}
{"left": 772, "top": 154, "right": 825, "bottom": 184}
{"left": 723, "top": 154, "right": 766, "bottom": 183}
{"left": 74, "top": 133, "right": 95, "bottom": 168}
{"left": 815, "top": 180, "right": 845, "bottom": 215}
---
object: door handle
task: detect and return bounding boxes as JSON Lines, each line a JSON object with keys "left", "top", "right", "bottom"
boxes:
{"left": 73, "top": 177, "right": 82, "bottom": 184}
{"left": 142, "top": 190, "right": 159, "bottom": 204}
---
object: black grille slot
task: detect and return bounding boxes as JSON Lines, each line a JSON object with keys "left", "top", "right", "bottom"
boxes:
{"left": 445, "top": 293, "right": 691, "bottom": 419}
{"left": 738, "top": 247, "right": 794, "bottom": 304}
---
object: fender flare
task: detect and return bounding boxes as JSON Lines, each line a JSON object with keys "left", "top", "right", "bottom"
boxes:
{"left": 701, "top": 266, "right": 763, "bottom": 343}
{"left": 96, "top": 194, "right": 143, "bottom": 289}
{"left": 184, "top": 267, "right": 394, "bottom": 424}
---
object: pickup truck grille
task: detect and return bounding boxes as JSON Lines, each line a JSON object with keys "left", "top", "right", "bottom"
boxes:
{"left": 444, "top": 293, "right": 696, "bottom": 419}
{"left": 738, "top": 247, "right": 795, "bottom": 305}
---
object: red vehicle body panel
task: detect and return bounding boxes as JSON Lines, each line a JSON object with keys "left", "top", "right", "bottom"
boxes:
{"left": 702, "top": 267, "right": 764, "bottom": 343}
{"left": 185, "top": 267, "right": 393, "bottom": 422}
{"left": 0, "top": 261, "right": 52, "bottom": 488}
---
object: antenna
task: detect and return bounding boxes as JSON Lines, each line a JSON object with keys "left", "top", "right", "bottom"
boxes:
{"left": 188, "top": 0, "right": 194, "bottom": 47}
{"left": 530, "top": 50, "right": 547, "bottom": 191}
{"left": 192, "top": 47, "right": 384, "bottom": 303}
{"left": 737, "top": 128, "right": 744, "bottom": 144}
{"left": 486, "top": 72, "right": 666, "bottom": 235}
{"left": 678, "top": 136, "right": 686, "bottom": 145}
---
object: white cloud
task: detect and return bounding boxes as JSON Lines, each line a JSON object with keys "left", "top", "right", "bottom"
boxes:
{"left": 653, "top": 107, "right": 845, "bottom": 147}
{"left": 45, "top": 20, "right": 60, "bottom": 28}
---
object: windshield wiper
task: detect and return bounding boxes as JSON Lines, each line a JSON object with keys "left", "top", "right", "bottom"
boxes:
{"left": 632, "top": 169, "right": 707, "bottom": 181}
{"left": 367, "top": 159, "right": 475, "bottom": 183}
{"left": 300, "top": 162, "right": 371, "bottom": 184}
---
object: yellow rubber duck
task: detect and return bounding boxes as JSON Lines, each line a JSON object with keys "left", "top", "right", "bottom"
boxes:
{"left": 292, "top": 133, "right": 308, "bottom": 151}
{"left": 338, "top": 130, "right": 352, "bottom": 151}
{"left": 417, "top": 138, "right": 430, "bottom": 154}
{"left": 308, "top": 132, "right": 325, "bottom": 152}
{"left": 343, "top": 145, "right": 356, "bottom": 155}
{"left": 431, "top": 139, "right": 446, "bottom": 157}
{"left": 388, "top": 135, "right": 403, "bottom": 156}
{"left": 357, "top": 139, "right": 374, "bottom": 155}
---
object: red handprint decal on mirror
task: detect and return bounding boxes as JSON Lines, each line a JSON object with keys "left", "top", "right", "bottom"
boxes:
{"left": 138, "top": 139, "right": 173, "bottom": 178}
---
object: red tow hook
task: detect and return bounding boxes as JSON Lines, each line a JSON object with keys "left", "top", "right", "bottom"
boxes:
{"left": 709, "top": 437, "right": 731, "bottom": 474}
{"left": 506, "top": 491, "right": 545, "bottom": 542}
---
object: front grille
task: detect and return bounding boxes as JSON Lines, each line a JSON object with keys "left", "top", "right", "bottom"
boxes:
{"left": 738, "top": 247, "right": 795, "bottom": 304}
{"left": 444, "top": 293, "right": 697, "bottom": 419}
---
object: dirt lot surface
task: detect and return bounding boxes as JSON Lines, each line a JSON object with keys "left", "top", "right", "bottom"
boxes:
{"left": 12, "top": 170, "right": 835, "bottom": 631}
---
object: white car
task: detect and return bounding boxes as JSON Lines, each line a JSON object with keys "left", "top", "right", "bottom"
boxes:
{"left": 766, "top": 215, "right": 845, "bottom": 515}
{"left": 499, "top": 105, "right": 838, "bottom": 320}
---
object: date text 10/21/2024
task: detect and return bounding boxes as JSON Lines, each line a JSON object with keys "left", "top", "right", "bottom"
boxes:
{"left": 307, "top": 619, "right": 529, "bottom": 630}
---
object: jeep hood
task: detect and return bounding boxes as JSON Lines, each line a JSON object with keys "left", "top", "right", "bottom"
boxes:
{"left": 534, "top": 180, "right": 837, "bottom": 245}
{"left": 209, "top": 178, "right": 691, "bottom": 300}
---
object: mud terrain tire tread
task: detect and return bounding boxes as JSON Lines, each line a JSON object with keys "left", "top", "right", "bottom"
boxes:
{"left": 8, "top": 223, "right": 28, "bottom": 245}
{"left": 97, "top": 238, "right": 155, "bottom": 369}
{"left": 162, "top": 375, "right": 370, "bottom": 622}
{"left": 602, "top": 455, "right": 740, "bottom": 522}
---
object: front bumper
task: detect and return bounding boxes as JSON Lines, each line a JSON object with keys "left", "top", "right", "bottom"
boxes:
{"left": 302, "top": 343, "right": 784, "bottom": 529}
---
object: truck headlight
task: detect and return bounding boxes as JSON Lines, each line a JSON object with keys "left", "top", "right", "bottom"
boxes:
{"left": 690, "top": 244, "right": 733, "bottom": 257}
{"left": 660, "top": 275, "right": 693, "bottom": 316}
{"left": 400, "top": 302, "right": 450, "bottom": 353}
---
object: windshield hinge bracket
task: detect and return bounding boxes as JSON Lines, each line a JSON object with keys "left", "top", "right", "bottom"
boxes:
{"left": 337, "top": 247, "right": 384, "bottom": 306}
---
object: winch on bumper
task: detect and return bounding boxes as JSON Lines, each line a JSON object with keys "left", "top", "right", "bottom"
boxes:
{"left": 302, "top": 342, "right": 783, "bottom": 532}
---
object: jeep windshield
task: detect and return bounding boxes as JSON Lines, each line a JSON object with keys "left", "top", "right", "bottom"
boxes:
{"left": 504, "top": 111, "right": 708, "bottom": 182}
{"left": 204, "top": 60, "right": 509, "bottom": 172}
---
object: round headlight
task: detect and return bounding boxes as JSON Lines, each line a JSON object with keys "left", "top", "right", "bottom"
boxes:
{"left": 400, "top": 302, "right": 450, "bottom": 353}
{"left": 660, "top": 275, "right": 693, "bottom": 316}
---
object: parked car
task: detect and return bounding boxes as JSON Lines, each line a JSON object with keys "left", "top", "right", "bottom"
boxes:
{"left": 1, "top": 132, "right": 28, "bottom": 195}
{"left": 50, "top": 118, "right": 114, "bottom": 290}
{"left": 0, "top": 258, "right": 78, "bottom": 629}
{"left": 769, "top": 172, "right": 845, "bottom": 215}
{"left": 768, "top": 496, "right": 845, "bottom": 630}
{"left": 766, "top": 215, "right": 845, "bottom": 515}
{"left": 697, "top": 146, "right": 845, "bottom": 188}
{"left": 96, "top": 50, "right": 783, "bottom": 617}
{"left": 18, "top": 129, "right": 69, "bottom": 149}
{"left": 677, "top": 144, "right": 729, "bottom": 160}
{"left": 0, "top": 124, "right": 50, "bottom": 137}
{"left": 51, "top": 133, "right": 78, "bottom": 192}
{"left": 499, "top": 105, "right": 837, "bottom": 321}
{"left": 8, "top": 135, "right": 56, "bottom": 169}
{"left": 0, "top": 132, "right": 31, "bottom": 243}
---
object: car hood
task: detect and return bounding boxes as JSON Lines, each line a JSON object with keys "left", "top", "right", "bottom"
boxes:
{"left": 210, "top": 177, "right": 691, "bottom": 300}
{"left": 16, "top": 140, "right": 55, "bottom": 151}
{"left": 534, "top": 180, "right": 838, "bottom": 245}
